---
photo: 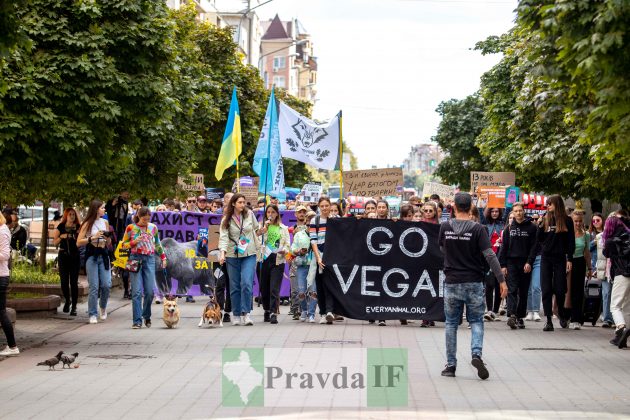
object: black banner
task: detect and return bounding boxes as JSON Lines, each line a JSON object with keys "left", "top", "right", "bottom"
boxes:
{"left": 322, "top": 218, "right": 445, "bottom": 321}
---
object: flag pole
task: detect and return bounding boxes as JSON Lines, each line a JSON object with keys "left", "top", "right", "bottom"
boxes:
{"left": 236, "top": 158, "right": 240, "bottom": 193}
{"left": 338, "top": 110, "right": 344, "bottom": 204}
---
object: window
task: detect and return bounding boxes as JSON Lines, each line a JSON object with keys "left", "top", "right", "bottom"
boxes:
{"left": 272, "top": 76, "right": 286, "bottom": 88}
{"left": 273, "top": 56, "right": 286, "bottom": 69}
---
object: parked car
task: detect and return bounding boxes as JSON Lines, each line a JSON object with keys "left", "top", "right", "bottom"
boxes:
{"left": 17, "top": 205, "right": 59, "bottom": 229}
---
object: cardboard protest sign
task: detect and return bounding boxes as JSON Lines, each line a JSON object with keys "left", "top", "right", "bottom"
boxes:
{"left": 470, "top": 171, "right": 515, "bottom": 193}
{"left": 476, "top": 186, "right": 507, "bottom": 208}
{"left": 344, "top": 167, "right": 403, "bottom": 198}
{"left": 422, "top": 182, "right": 456, "bottom": 201}
{"left": 232, "top": 177, "right": 260, "bottom": 206}
{"left": 177, "top": 173, "right": 205, "bottom": 192}
{"left": 300, "top": 182, "right": 323, "bottom": 203}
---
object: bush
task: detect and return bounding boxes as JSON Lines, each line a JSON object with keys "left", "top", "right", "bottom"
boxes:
{"left": 10, "top": 262, "right": 59, "bottom": 284}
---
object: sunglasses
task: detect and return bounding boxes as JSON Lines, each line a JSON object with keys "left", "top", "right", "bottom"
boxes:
{"left": 187, "top": 200, "right": 197, "bottom": 203}
{"left": 423, "top": 209, "right": 434, "bottom": 213}
{"left": 593, "top": 219, "right": 602, "bottom": 223}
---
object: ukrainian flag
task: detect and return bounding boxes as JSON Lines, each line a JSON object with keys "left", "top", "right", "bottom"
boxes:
{"left": 215, "top": 87, "right": 242, "bottom": 180}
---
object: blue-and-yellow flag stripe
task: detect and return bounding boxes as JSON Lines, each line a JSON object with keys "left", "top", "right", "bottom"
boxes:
{"left": 215, "top": 87, "right": 242, "bottom": 181}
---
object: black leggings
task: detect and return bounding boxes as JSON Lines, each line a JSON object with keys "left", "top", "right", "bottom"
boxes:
{"left": 58, "top": 251, "right": 80, "bottom": 308}
{"left": 541, "top": 256, "right": 567, "bottom": 321}
{"left": 0, "top": 277, "right": 16, "bottom": 348}
{"left": 506, "top": 259, "right": 532, "bottom": 319}
{"left": 568, "top": 257, "right": 587, "bottom": 324}
{"left": 258, "top": 255, "right": 284, "bottom": 314}
{"left": 485, "top": 271, "right": 501, "bottom": 313}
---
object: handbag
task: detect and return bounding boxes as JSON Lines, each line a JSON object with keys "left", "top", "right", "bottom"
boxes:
{"left": 125, "top": 259, "right": 142, "bottom": 272}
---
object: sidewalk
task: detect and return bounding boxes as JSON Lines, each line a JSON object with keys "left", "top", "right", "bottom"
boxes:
{"left": 1, "top": 292, "right": 629, "bottom": 419}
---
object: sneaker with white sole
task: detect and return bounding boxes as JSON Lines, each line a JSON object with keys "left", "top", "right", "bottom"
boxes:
{"left": 300, "top": 311, "right": 307, "bottom": 322}
{"left": 525, "top": 312, "right": 534, "bottom": 321}
{"left": 533, "top": 312, "right": 541, "bottom": 322}
{"left": 0, "top": 346, "right": 20, "bottom": 356}
{"left": 308, "top": 315, "right": 315, "bottom": 323}
{"left": 243, "top": 313, "right": 254, "bottom": 326}
{"left": 319, "top": 317, "right": 327, "bottom": 324}
{"left": 325, "top": 312, "right": 334, "bottom": 324}
{"left": 89, "top": 316, "right": 98, "bottom": 324}
{"left": 232, "top": 314, "right": 241, "bottom": 326}
{"left": 99, "top": 307, "right": 107, "bottom": 321}
{"left": 574, "top": 323, "right": 582, "bottom": 330}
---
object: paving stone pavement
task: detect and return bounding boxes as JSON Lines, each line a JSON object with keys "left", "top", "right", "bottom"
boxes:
{"left": 1, "top": 289, "right": 630, "bottom": 420}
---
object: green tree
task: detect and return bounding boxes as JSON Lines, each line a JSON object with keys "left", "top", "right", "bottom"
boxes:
{"left": 432, "top": 94, "right": 489, "bottom": 191}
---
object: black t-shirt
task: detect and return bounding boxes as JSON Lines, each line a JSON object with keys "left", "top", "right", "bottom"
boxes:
{"left": 56, "top": 222, "right": 79, "bottom": 256}
{"left": 439, "top": 219, "right": 492, "bottom": 284}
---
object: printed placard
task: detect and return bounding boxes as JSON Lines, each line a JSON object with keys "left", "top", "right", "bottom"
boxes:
{"left": 301, "top": 182, "right": 323, "bottom": 203}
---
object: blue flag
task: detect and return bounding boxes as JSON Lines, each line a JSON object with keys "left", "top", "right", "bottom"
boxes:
{"left": 253, "top": 89, "right": 285, "bottom": 196}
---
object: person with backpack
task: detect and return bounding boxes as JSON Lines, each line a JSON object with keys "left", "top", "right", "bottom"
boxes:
{"left": 498, "top": 202, "right": 539, "bottom": 330}
{"left": 440, "top": 193, "right": 507, "bottom": 380}
{"left": 603, "top": 215, "right": 630, "bottom": 348}
{"left": 310, "top": 196, "right": 335, "bottom": 325}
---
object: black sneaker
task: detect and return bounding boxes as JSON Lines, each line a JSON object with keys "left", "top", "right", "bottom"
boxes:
{"left": 378, "top": 320, "right": 386, "bottom": 326}
{"left": 223, "top": 312, "right": 231, "bottom": 323}
{"left": 611, "top": 328, "right": 624, "bottom": 346}
{"left": 132, "top": 323, "right": 141, "bottom": 329}
{"left": 264, "top": 311, "right": 271, "bottom": 323}
{"left": 400, "top": 319, "right": 408, "bottom": 325}
{"left": 145, "top": 319, "right": 151, "bottom": 328}
{"left": 618, "top": 328, "right": 630, "bottom": 349}
{"left": 63, "top": 302, "right": 71, "bottom": 313}
{"left": 368, "top": 320, "right": 375, "bottom": 324}
{"left": 507, "top": 315, "right": 518, "bottom": 330}
{"left": 517, "top": 318, "right": 525, "bottom": 329}
{"left": 270, "top": 314, "right": 278, "bottom": 324}
{"left": 559, "top": 317, "right": 568, "bottom": 329}
{"left": 69, "top": 308, "right": 77, "bottom": 316}
{"left": 471, "top": 356, "right": 489, "bottom": 380}
{"left": 441, "top": 365, "right": 456, "bottom": 377}
{"left": 543, "top": 322, "right": 554, "bottom": 332}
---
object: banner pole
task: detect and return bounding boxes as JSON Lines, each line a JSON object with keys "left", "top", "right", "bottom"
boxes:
{"left": 338, "top": 110, "right": 344, "bottom": 203}
{"left": 236, "top": 158, "right": 240, "bottom": 193}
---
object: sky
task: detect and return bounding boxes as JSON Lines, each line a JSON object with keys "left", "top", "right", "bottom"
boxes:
{"left": 255, "top": 0, "right": 518, "bottom": 169}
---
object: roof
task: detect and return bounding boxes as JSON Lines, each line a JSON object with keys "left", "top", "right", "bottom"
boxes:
{"left": 262, "top": 14, "right": 290, "bottom": 40}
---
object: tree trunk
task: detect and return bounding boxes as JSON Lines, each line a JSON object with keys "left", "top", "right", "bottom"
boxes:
{"left": 40, "top": 205, "right": 48, "bottom": 273}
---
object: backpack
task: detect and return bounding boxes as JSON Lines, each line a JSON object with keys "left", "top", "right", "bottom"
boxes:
{"left": 613, "top": 231, "right": 630, "bottom": 276}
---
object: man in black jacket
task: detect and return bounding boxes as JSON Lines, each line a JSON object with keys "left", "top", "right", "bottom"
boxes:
{"left": 499, "top": 202, "right": 540, "bottom": 330}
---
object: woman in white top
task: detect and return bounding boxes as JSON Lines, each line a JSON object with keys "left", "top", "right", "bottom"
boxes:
{"left": 77, "top": 200, "right": 112, "bottom": 324}
{"left": 0, "top": 212, "right": 18, "bottom": 356}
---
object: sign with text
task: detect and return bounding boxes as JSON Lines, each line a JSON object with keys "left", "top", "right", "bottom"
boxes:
{"left": 177, "top": 173, "right": 205, "bottom": 192}
{"left": 300, "top": 183, "right": 323, "bottom": 203}
{"left": 233, "top": 177, "right": 260, "bottom": 206}
{"left": 476, "top": 186, "right": 507, "bottom": 208}
{"left": 422, "top": 182, "right": 456, "bottom": 201}
{"left": 470, "top": 171, "right": 515, "bottom": 193}
{"left": 322, "top": 218, "right": 445, "bottom": 320}
{"left": 206, "top": 188, "right": 225, "bottom": 201}
{"left": 345, "top": 168, "right": 403, "bottom": 198}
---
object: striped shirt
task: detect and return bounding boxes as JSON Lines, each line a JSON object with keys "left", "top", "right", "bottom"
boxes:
{"left": 309, "top": 216, "right": 327, "bottom": 253}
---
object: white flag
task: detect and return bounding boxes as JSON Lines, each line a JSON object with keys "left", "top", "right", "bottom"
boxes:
{"left": 278, "top": 102, "right": 340, "bottom": 170}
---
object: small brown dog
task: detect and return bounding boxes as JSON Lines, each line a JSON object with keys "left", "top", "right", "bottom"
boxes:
{"left": 198, "top": 294, "right": 223, "bottom": 328}
{"left": 162, "top": 296, "right": 180, "bottom": 329}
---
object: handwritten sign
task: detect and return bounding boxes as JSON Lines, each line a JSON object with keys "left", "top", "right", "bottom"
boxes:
{"left": 345, "top": 168, "right": 403, "bottom": 198}
{"left": 300, "top": 183, "right": 323, "bottom": 203}
{"left": 470, "top": 171, "right": 515, "bottom": 193}
{"left": 237, "top": 177, "right": 259, "bottom": 207}
{"left": 177, "top": 173, "right": 205, "bottom": 192}
{"left": 422, "top": 182, "right": 456, "bottom": 201}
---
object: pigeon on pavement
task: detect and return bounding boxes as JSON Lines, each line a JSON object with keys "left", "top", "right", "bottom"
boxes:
{"left": 60, "top": 352, "right": 79, "bottom": 369}
{"left": 36, "top": 351, "right": 64, "bottom": 370}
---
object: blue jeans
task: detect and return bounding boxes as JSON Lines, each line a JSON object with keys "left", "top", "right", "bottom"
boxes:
{"left": 226, "top": 255, "right": 257, "bottom": 315}
{"left": 444, "top": 282, "right": 485, "bottom": 367}
{"left": 130, "top": 254, "right": 157, "bottom": 325}
{"left": 86, "top": 255, "right": 112, "bottom": 317}
{"left": 296, "top": 265, "right": 317, "bottom": 317}
{"left": 602, "top": 279, "right": 614, "bottom": 324}
{"left": 527, "top": 255, "right": 542, "bottom": 312}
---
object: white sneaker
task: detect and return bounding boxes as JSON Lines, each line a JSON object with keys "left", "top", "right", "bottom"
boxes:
{"left": 574, "top": 323, "right": 581, "bottom": 330}
{"left": 232, "top": 315, "right": 240, "bottom": 326}
{"left": 99, "top": 307, "right": 107, "bottom": 321}
{"left": 89, "top": 316, "right": 98, "bottom": 324}
{"left": 0, "top": 346, "right": 19, "bottom": 356}
{"left": 319, "top": 317, "right": 327, "bottom": 324}
{"left": 243, "top": 313, "right": 253, "bottom": 326}
{"left": 533, "top": 312, "right": 541, "bottom": 322}
{"left": 300, "top": 311, "right": 307, "bottom": 322}
{"left": 525, "top": 312, "right": 534, "bottom": 321}
{"left": 569, "top": 322, "right": 575, "bottom": 330}
{"left": 308, "top": 315, "right": 315, "bottom": 323}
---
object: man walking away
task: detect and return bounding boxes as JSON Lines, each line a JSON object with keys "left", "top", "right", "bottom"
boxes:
{"left": 499, "top": 202, "right": 540, "bottom": 330}
{"left": 439, "top": 192, "right": 507, "bottom": 380}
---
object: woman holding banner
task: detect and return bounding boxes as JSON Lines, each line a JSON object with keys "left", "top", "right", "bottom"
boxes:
{"left": 219, "top": 193, "right": 264, "bottom": 326}
{"left": 310, "top": 196, "right": 336, "bottom": 325}
{"left": 258, "top": 205, "right": 290, "bottom": 324}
